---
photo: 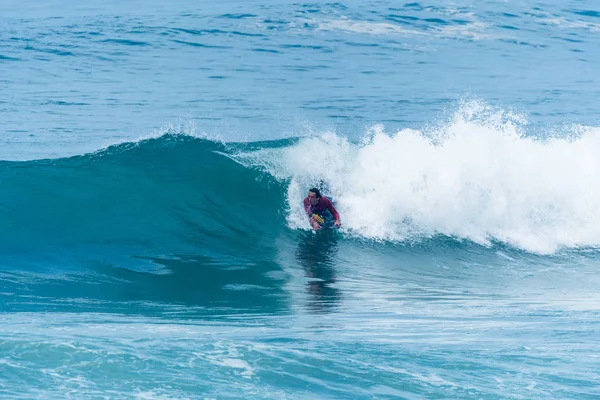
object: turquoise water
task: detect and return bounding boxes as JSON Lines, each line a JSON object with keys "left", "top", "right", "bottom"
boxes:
{"left": 2, "top": 1, "right": 600, "bottom": 399}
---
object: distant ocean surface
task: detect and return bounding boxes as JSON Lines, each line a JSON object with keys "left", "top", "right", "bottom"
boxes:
{"left": 1, "top": 1, "right": 600, "bottom": 399}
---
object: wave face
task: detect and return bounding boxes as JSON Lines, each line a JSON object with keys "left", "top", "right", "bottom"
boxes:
{"left": 0, "top": 135, "right": 288, "bottom": 265}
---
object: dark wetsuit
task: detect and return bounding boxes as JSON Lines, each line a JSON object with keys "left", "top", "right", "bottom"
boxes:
{"left": 304, "top": 196, "right": 340, "bottom": 225}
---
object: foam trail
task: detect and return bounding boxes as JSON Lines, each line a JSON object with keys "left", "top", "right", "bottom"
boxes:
{"left": 240, "top": 102, "right": 600, "bottom": 254}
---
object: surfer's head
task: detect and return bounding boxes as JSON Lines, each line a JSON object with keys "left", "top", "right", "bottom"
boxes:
{"left": 308, "top": 188, "right": 321, "bottom": 205}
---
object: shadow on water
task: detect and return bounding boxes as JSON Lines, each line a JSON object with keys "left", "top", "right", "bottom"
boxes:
{"left": 295, "top": 229, "right": 341, "bottom": 313}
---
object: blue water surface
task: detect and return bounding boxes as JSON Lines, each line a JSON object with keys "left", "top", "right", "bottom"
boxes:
{"left": 1, "top": 1, "right": 600, "bottom": 399}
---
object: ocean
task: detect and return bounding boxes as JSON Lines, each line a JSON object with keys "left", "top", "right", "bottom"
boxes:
{"left": 1, "top": 0, "right": 600, "bottom": 398}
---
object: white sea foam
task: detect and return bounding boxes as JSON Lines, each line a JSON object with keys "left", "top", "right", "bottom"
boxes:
{"left": 243, "top": 100, "right": 600, "bottom": 254}
{"left": 315, "top": 16, "right": 489, "bottom": 40}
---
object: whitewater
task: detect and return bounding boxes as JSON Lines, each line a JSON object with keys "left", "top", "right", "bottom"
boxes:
{"left": 2, "top": 0, "right": 600, "bottom": 399}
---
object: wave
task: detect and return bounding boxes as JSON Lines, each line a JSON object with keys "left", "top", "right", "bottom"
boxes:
{"left": 2, "top": 102, "right": 600, "bottom": 257}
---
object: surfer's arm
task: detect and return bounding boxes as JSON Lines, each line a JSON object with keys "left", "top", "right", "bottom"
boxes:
{"left": 323, "top": 198, "right": 341, "bottom": 225}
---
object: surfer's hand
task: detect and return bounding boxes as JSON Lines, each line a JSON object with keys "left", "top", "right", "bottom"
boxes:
{"left": 334, "top": 220, "right": 341, "bottom": 228}
{"left": 312, "top": 221, "right": 321, "bottom": 231}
